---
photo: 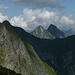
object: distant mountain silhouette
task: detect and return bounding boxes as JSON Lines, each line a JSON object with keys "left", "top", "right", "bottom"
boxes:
{"left": 62, "top": 29, "right": 75, "bottom": 35}
{"left": 0, "top": 65, "right": 22, "bottom": 75}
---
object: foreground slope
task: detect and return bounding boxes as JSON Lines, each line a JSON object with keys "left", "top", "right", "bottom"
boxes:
{"left": 47, "top": 24, "right": 69, "bottom": 38}
{"left": 0, "top": 21, "right": 56, "bottom": 75}
{"left": 31, "top": 25, "right": 55, "bottom": 39}
{"left": 14, "top": 25, "right": 75, "bottom": 75}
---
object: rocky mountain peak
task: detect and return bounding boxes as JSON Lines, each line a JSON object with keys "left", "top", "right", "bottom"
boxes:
{"left": 31, "top": 25, "right": 55, "bottom": 39}
{"left": 34, "top": 25, "right": 45, "bottom": 32}
{"left": 2, "top": 20, "right": 11, "bottom": 25}
{"left": 47, "top": 24, "right": 69, "bottom": 38}
{"left": 48, "top": 24, "right": 60, "bottom": 32}
{"left": 36, "top": 25, "right": 44, "bottom": 28}
{"left": 49, "top": 24, "right": 57, "bottom": 29}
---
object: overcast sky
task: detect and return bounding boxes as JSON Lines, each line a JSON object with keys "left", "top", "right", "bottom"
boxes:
{"left": 0, "top": 0, "right": 75, "bottom": 31}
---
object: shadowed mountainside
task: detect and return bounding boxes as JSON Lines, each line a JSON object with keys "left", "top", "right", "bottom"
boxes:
{"left": 47, "top": 24, "right": 69, "bottom": 38}
{"left": 14, "top": 25, "right": 75, "bottom": 75}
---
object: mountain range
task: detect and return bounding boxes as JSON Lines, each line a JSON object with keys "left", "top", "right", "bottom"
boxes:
{"left": 31, "top": 25, "right": 55, "bottom": 39}
{"left": 31, "top": 24, "right": 69, "bottom": 39}
{"left": 47, "top": 24, "right": 69, "bottom": 38}
{"left": 0, "top": 21, "right": 75, "bottom": 75}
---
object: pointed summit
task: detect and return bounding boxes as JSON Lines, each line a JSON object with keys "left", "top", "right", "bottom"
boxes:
{"left": 49, "top": 24, "right": 57, "bottom": 29}
{"left": 36, "top": 25, "right": 44, "bottom": 29}
{"left": 31, "top": 25, "right": 55, "bottom": 39}
{"left": 48, "top": 24, "right": 61, "bottom": 32}
{"left": 47, "top": 24, "right": 69, "bottom": 38}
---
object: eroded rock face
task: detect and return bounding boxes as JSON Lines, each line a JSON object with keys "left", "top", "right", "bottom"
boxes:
{"left": 0, "top": 22, "right": 56, "bottom": 75}
{"left": 0, "top": 23, "right": 30, "bottom": 75}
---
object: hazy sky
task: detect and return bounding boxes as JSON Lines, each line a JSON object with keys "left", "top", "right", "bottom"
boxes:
{"left": 0, "top": 0, "right": 75, "bottom": 31}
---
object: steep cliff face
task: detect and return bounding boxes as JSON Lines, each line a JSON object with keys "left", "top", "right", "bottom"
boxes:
{"left": 47, "top": 24, "right": 69, "bottom": 38}
{"left": 31, "top": 25, "right": 55, "bottom": 39}
{"left": 0, "top": 21, "right": 56, "bottom": 75}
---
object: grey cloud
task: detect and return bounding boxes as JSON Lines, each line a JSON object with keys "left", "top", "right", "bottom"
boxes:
{"left": 12, "top": 0, "right": 64, "bottom": 8}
